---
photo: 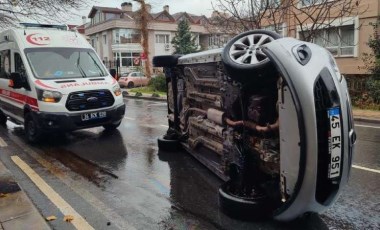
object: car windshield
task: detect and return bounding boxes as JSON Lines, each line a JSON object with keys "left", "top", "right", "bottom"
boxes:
{"left": 25, "top": 48, "right": 107, "bottom": 79}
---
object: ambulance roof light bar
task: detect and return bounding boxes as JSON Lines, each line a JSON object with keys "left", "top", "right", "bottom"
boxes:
{"left": 19, "top": 23, "right": 68, "bottom": 31}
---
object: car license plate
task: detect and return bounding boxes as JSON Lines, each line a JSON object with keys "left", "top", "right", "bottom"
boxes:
{"left": 328, "top": 107, "right": 342, "bottom": 179}
{"left": 81, "top": 111, "right": 107, "bottom": 121}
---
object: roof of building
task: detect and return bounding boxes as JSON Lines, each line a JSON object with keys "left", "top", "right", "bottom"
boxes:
{"left": 87, "top": 5, "right": 208, "bottom": 25}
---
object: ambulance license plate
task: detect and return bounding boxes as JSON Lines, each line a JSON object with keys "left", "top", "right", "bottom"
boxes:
{"left": 81, "top": 111, "right": 107, "bottom": 121}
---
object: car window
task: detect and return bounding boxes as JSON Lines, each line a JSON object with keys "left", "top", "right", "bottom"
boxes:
{"left": 131, "top": 73, "right": 137, "bottom": 77}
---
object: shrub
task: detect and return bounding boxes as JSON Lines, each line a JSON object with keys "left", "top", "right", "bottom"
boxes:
{"left": 149, "top": 74, "right": 167, "bottom": 92}
{"left": 367, "top": 77, "right": 380, "bottom": 104}
{"left": 135, "top": 92, "right": 142, "bottom": 97}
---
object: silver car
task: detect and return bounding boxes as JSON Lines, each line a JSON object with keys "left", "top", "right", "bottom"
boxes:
{"left": 153, "top": 30, "right": 356, "bottom": 221}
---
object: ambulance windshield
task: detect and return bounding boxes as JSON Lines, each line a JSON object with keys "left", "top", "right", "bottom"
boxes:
{"left": 25, "top": 48, "right": 107, "bottom": 79}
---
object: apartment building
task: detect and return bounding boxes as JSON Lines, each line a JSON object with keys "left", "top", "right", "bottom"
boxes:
{"left": 260, "top": 0, "right": 379, "bottom": 77}
{"left": 85, "top": 2, "right": 227, "bottom": 73}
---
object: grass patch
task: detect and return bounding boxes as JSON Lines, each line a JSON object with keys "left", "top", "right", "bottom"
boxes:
{"left": 128, "top": 86, "right": 166, "bottom": 96}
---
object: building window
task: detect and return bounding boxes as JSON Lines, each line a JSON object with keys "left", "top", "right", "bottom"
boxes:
{"left": 301, "top": 0, "right": 323, "bottom": 7}
{"left": 263, "top": 23, "right": 284, "bottom": 36}
{"left": 103, "top": 35, "right": 107, "bottom": 44}
{"left": 113, "top": 29, "right": 141, "bottom": 44}
{"left": 155, "top": 34, "right": 170, "bottom": 43}
{"left": 113, "top": 52, "right": 141, "bottom": 67}
{"left": 300, "top": 25, "right": 355, "bottom": 56}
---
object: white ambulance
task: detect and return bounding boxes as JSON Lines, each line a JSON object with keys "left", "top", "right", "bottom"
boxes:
{"left": 0, "top": 23, "right": 125, "bottom": 142}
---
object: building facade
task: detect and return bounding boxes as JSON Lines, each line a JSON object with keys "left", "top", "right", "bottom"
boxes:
{"left": 85, "top": 2, "right": 224, "bottom": 73}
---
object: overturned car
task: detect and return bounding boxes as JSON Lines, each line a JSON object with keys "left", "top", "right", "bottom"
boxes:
{"left": 153, "top": 30, "right": 356, "bottom": 221}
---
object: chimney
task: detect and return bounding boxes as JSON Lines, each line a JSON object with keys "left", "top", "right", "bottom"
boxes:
{"left": 211, "top": 10, "right": 219, "bottom": 18}
{"left": 145, "top": 4, "right": 151, "bottom": 13}
{"left": 81, "top": 16, "right": 86, "bottom": 25}
{"left": 121, "top": 2, "right": 133, "bottom": 12}
{"left": 163, "top": 5, "right": 169, "bottom": 13}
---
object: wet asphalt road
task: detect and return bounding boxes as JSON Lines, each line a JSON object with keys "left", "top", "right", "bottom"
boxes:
{"left": 0, "top": 98, "right": 379, "bottom": 230}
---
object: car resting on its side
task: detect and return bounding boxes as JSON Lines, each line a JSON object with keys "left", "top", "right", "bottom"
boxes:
{"left": 153, "top": 30, "right": 356, "bottom": 221}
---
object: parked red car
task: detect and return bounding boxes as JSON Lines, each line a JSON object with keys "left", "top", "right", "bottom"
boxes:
{"left": 118, "top": 72, "right": 149, "bottom": 88}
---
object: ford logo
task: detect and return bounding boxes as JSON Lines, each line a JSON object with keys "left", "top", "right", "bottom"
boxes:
{"left": 87, "top": 97, "right": 98, "bottom": 103}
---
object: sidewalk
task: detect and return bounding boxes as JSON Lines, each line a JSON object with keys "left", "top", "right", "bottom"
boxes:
{"left": 0, "top": 161, "right": 50, "bottom": 230}
{"left": 122, "top": 90, "right": 380, "bottom": 124}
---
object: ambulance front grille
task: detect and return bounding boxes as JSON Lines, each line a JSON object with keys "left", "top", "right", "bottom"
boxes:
{"left": 65, "top": 90, "right": 114, "bottom": 111}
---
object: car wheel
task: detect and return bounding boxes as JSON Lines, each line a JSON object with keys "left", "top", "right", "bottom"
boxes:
{"left": 24, "top": 114, "right": 42, "bottom": 143}
{"left": 127, "top": 82, "right": 134, "bottom": 88}
{"left": 221, "top": 30, "right": 281, "bottom": 82}
{"left": 157, "top": 137, "right": 181, "bottom": 152}
{"left": 218, "top": 180, "right": 271, "bottom": 220}
{"left": 153, "top": 55, "right": 182, "bottom": 68}
{"left": 103, "top": 120, "right": 121, "bottom": 130}
{"left": 0, "top": 110, "right": 7, "bottom": 126}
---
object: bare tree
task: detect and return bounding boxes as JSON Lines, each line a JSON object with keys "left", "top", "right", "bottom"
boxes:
{"left": 0, "top": 0, "right": 90, "bottom": 28}
{"left": 211, "top": 0, "right": 366, "bottom": 42}
{"left": 133, "top": 0, "right": 151, "bottom": 78}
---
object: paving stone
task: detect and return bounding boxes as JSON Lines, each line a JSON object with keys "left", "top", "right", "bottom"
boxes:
{"left": 2, "top": 210, "right": 50, "bottom": 230}
{"left": 0, "top": 192, "right": 33, "bottom": 223}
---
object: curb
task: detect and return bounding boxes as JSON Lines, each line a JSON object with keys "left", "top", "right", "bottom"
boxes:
{"left": 0, "top": 161, "right": 50, "bottom": 230}
{"left": 122, "top": 92, "right": 166, "bottom": 102}
{"left": 353, "top": 117, "right": 380, "bottom": 124}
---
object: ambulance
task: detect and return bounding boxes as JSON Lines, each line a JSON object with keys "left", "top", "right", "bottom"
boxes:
{"left": 0, "top": 23, "right": 125, "bottom": 142}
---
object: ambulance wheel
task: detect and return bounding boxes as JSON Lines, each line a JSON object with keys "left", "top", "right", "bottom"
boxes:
{"left": 218, "top": 180, "right": 270, "bottom": 220}
{"left": 157, "top": 137, "right": 180, "bottom": 152}
{"left": 0, "top": 110, "right": 7, "bottom": 126}
{"left": 221, "top": 30, "right": 281, "bottom": 82}
{"left": 24, "top": 114, "right": 42, "bottom": 143}
{"left": 103, "top": 120, "right": 121, "bottom": 130}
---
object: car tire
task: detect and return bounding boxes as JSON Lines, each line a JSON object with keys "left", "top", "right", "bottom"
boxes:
{"left": 103, "top": 120, "right": 121, "bottom": 130}
{"left": 24, "top": 113, "right": 42, "bottom": 143}
{"left": 127, "top": 82, "right": 134, "bottom": 88}
{"left": 153, "top": 55, "right": 181, "bottom": 68}
{"left": 221, "top": 30, "right": 281, "bottom": 82}
{"left": 157, "top": 137, "right": 180, "bottom": 152}
{"left": 218, "top": 180, "right": 271, "bottom": 220}
{"left": 0, "top": 110, "right": 7, "bottom": 126}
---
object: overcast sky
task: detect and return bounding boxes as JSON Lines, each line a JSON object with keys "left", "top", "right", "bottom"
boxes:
{"left": 69, "top": 0, "right": 215, "bottom": 25}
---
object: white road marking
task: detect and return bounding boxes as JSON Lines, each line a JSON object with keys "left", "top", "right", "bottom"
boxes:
{"left": 8, "top": 135, "right": 136, "bottom": 230}
{"left": 11, "top": 156, "right": 95, "bottom": 230}
{"left": 124, "top": 116, "right": 135, "bottom": 120}
{"left": 0, "top": 137, "right": 7, "bottom": 147}
{"left": 352, "top": 164, "right": 380, "bottom": 174}
{"left": 160, "top": 125, "right": 169, "bottom": 128}
{"left": 355, "top": 124, "right": 380, "bottom": 129}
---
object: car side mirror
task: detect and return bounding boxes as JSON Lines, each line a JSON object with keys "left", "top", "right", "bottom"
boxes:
{"left": 9, "top": 72, "right": 24, "bottom": 89}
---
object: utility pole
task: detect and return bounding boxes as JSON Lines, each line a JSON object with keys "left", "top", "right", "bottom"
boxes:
{"left": 134, "top": 0, "right": 151, "bottom": 78}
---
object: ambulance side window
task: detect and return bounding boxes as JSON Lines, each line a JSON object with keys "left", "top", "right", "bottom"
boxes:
{"left": 14, "top": 52, "right": 30, "bottom": 90}
{"left": 0, "top": 50, "right": 11, "bottom": 79}
{"left": 14, "top": 53, "right": 26, "bottom": 78}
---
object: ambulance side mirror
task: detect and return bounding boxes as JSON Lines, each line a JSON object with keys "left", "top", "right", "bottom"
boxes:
{"left": 9, "top": 72, "right": 24, "bottom": 89}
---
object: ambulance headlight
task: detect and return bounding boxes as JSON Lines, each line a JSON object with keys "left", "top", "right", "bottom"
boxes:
{"left": 36, "top": 89, "right": 62, "bottom": 103}
{"left": 113, "top": 85, "right": 121, "bottom": 96}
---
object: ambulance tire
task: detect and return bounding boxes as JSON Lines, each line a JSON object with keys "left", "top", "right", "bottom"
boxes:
{"left": 24, "top": 113, "right": 42, "bottom": 143}
{"left": 0, "top": 110, "right": 7, "bottom": 126}
{"left": 103, "top": 120, "right": 121, "bottom": 130}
